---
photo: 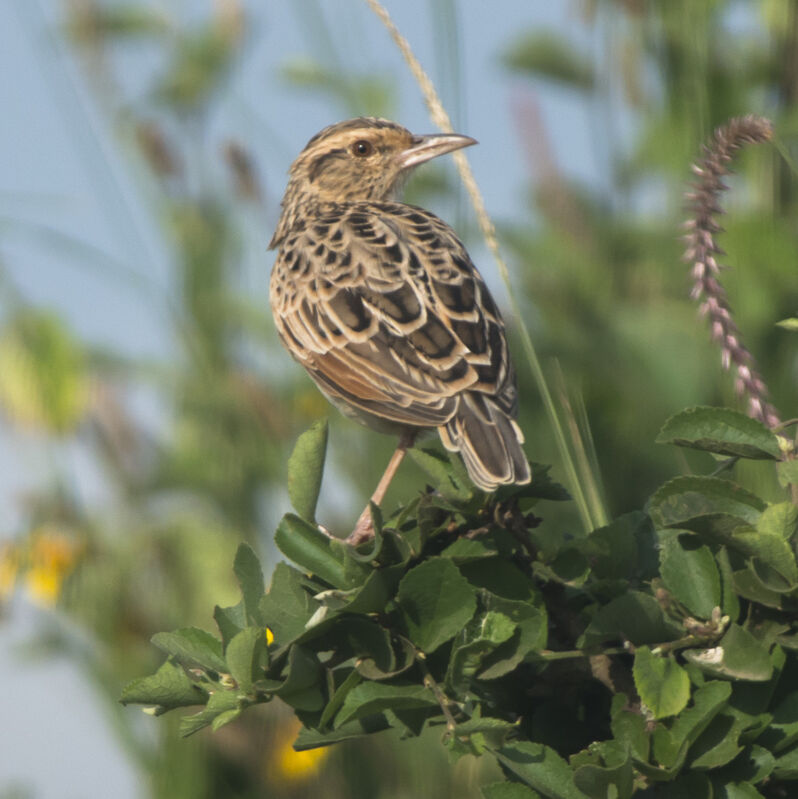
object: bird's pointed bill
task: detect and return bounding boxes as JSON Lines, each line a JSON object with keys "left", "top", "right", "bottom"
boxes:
{"left": 396, "top": 133, "right": 477, "bottom": 170}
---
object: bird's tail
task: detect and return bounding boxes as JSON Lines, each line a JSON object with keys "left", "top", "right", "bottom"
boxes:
{"left": 438, "top": 393, "right": 531, "bottom": 491}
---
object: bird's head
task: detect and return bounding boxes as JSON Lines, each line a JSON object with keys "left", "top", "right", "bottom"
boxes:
{"left": 285, "top": 117, "right": 476, "bottom": 204}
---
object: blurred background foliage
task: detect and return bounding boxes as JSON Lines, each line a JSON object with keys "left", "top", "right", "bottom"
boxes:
{"left": 0, "top": 0, "right": 796, "bottom": 797}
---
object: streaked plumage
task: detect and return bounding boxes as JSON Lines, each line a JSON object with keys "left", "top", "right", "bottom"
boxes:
{"left": 270, "top": 117, "right": 530, "bottom": 492}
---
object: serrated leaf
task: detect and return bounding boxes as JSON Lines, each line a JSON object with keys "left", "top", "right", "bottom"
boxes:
{"left": 757, "top": 502, "right": 798, "bottom": 540}
{"left": 478, "top": 594, "right": 547, "bottom": 679}
{"left": 757, "top": 691, "right": 798, "bottom": 753}
{"left": 120, "top": 660, "right": 208, "bottom": 710}
{"left": 583, "top": 512, "right": 643, "bottom": 581}
{"left": 648, "top": 476, "right": 765, "bottom": 538}
{"left": 733, "top": 531, "right": 798, "bottom": 592}
{"left": 319, "top": 669, "right": 362, "bottom": 730}
{"left": 684, "top": 624, "right": 773, "bottom": 681}
{"left": 656, "top": 406, "right": 781, "bottom": 460}
{"left": 234, "top": 543, "right": 264, "bottom": 625}
{"left": 669, "top": 680, "right": 732, "bottom": 751}
{"left": 273, "top": 645, "right": 324, "bottom": 711}
{"left": 397, "top": 558, "right": 477, "bottom": 653}
{"left": 287, "top": 419, "right": 328, "bottom": 523}
{"left": 714, "top": 744, "right": 774, "bottom": 785}
{"left": 482, "top": 782, "right": 542, "bottom": 799}
{"left": 151, "top": 627, "right": 226, "bottom": 673}
{"left": 777, "top": 460, "right": 798, "bottom": 487}
{"left": 274, "top": 513, "right": 369, "bottom": 589}
{"left": 772, "top": 740, "right": 798, "bottom": 779}
{"left": 460, "top": 558, "right": 540, "bottom": 602}
{"left": 408, "top": 446, "right": 474, "bottom": 502}
{"left": 493, "top": 741, "right": 588, "bottom": 799}
{"left": 582, "top": 591, "right": 682, "bottom": 649}
{"left": 711, "top": 783, "right": 764, "bottom": 799}
{"left": 293, "top": 716, "right": 391, "bottom": 750}
{"left": 179, "top": 690, "right": 241, "bottom": 737}
{"left": 573, "top": 747, "right": 633, "bottom": 799}
{"left": 659, "top": 534, "right": 721, "bottom": 618}
{"left": 225, "top": 627, "right": 268, "bottom": 693}
{"left": 447, "top": 611, "right": 516, "bottom": 691}
{"left": 259, "top": 562, "right": 318, "bottom": 647}
{"left": 689, "top": 711, "right": 744, "bottom": 769}
{"left": 336, "top": 682, "right": 438, "bottom": 727}
{"left": 213, "top": 601, "right": 246, "bottom": 648}
{"left": 633, "top": 646, "right": 690, "bottom": 719}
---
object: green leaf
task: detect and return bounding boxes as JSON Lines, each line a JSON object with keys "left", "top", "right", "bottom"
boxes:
{"left": 294, "top": 716, "right": 391, "bottom": 750}
{"left": 659, "top": 534, "right": 721, "bottom": 618}
{"left": 356, "top": 634, "right": 416, "bottom": 681}
{"left": 120, "top": 660, "right": 208, "bottom": 711}
{"left": 733, "top": 530, "right": 798, "bottom": 592}
{"left": 688, "top": 711, "right": 744, "bottom": 769}
{"left": 582, "top": 591, "right": 682, "bottom": 648}
{"left": 287, "top": 419, "right": 328, "bottom": 523}
{"left": 610, "top": 696, "right": 649, "bottom": 762}
{"left": 772, "top": 740, "right": 798, "bottom": 779}
{"left": 648, "top": 476, "right": 766, "bottom": 539}
{"left": 777, "top": 459, "right": 798, "bottom": 487}
{"left": 460, "top": 559, "right": 540, "bottom": 602}
{"left": 714, "top": 744, "right": 774, "bottom": 785}
{"left": 273, "top": 645, "right": 324, "bottom": 711}
{"left": 336, "top": 682, "right": 438, "bottom": 727}
{"left": 717, "top": 547, "right": 741, "bottom": 622}
{"left": 493, "top": 742, "right": 588, "bottom": 799}
{"left": 757, "top": 502, "right": 798, "bottom": 540}
{"left": 478, "top": 593, "right": 547, "bottom": 679}
{"left": 656, "top": 406, "right": 781, "bottom": 460}
{"left": 151, "top": 627, "right": 227, "bottom": 673}
{"left": 668, "top": 681, "right": 732, "bottom": 751}
{"left": 234, "top": 543, "right": 264, "bottom": 625}
{"left": 583, "top": 512, "right": 643, "bottom": 581}
{"left": 213, "top": 602, "right": 246, "bottom": 649}
{"left": 259, "top": 562, "right": 318, "bottom": 647}
{"left": 757, "top": 691, "right": 798, "bottom": 753}
{"left": 572, "top": 744, "right": 633, "bottom": 799}
{"left": 274, "top": 513, "right": 369, "bottom": 589}
{"left": 408, "top": 446, "right": 474, "bottom": 502}
{"left": 319, "top": 669, "right": 362, "bottom": 730}
{"left": 447, "top": 611, "right": 516, "bottom": 691}
{"left": 481, "top": 782, "right": 542, "bottom": 799}
{"left": 179, "top": 690, "right": 241, "bottom": 737}
{"left": 713, "top": 783, "right": 765, "bottom": 799}
{"left": 225, "top": 627, "right": 268, "bottom": 693}
{"left": 776, "top": 317, "right": 798, "bottom": 331}
{"left": 633, "top": 646, "right": 690, "bottom": 719}
{"left": 397, "top": 558, "right": 477, "bottom": 653}
{"left": 683, "top": 624, "right": 773, "bottom": 681}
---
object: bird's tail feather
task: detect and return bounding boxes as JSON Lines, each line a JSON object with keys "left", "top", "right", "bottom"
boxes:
{"left": 438, "top": 393, "right": 531, "bottom": 491}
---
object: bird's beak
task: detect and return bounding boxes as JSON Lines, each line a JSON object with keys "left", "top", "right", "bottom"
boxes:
{"left": 396, "top": 132, "right": 477, "bottom": 170}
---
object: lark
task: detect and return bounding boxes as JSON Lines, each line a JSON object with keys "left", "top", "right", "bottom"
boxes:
{"left": 270, "top": 117, "right": 530, "bottom": 541}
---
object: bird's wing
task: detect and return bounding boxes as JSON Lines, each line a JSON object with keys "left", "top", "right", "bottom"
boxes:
{"left": 269, "top": 203, "right": 516, "bottom": 428}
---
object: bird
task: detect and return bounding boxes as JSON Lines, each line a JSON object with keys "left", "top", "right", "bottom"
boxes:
{"left": 269, "top": 117, "right": 530, "bottom": 541}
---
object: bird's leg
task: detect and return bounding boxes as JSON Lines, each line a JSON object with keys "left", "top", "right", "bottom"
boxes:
{"left": 347, "top": 429, "right": 417, "bottom": 545}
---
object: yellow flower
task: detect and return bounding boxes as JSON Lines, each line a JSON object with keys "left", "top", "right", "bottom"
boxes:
{"left": 0, "top": 542, "right": 19, "bottom": 599}
{"left": 24, "top": 527, "right": 82, "bottom": 607}
{"left": 268, "top": 718, "right": 329, "bottom": 784}
{"left": 266, "top": 627, "right": 274, "bottom": 645}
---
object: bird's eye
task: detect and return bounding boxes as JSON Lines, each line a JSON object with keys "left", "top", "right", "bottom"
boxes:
{"left": 351, "top": 140, "right": 374, "bottom": 157}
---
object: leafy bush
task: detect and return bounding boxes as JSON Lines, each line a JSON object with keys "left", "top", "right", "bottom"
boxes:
{"left": 122, "top": 402, "right": 798, "bottom": 797}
